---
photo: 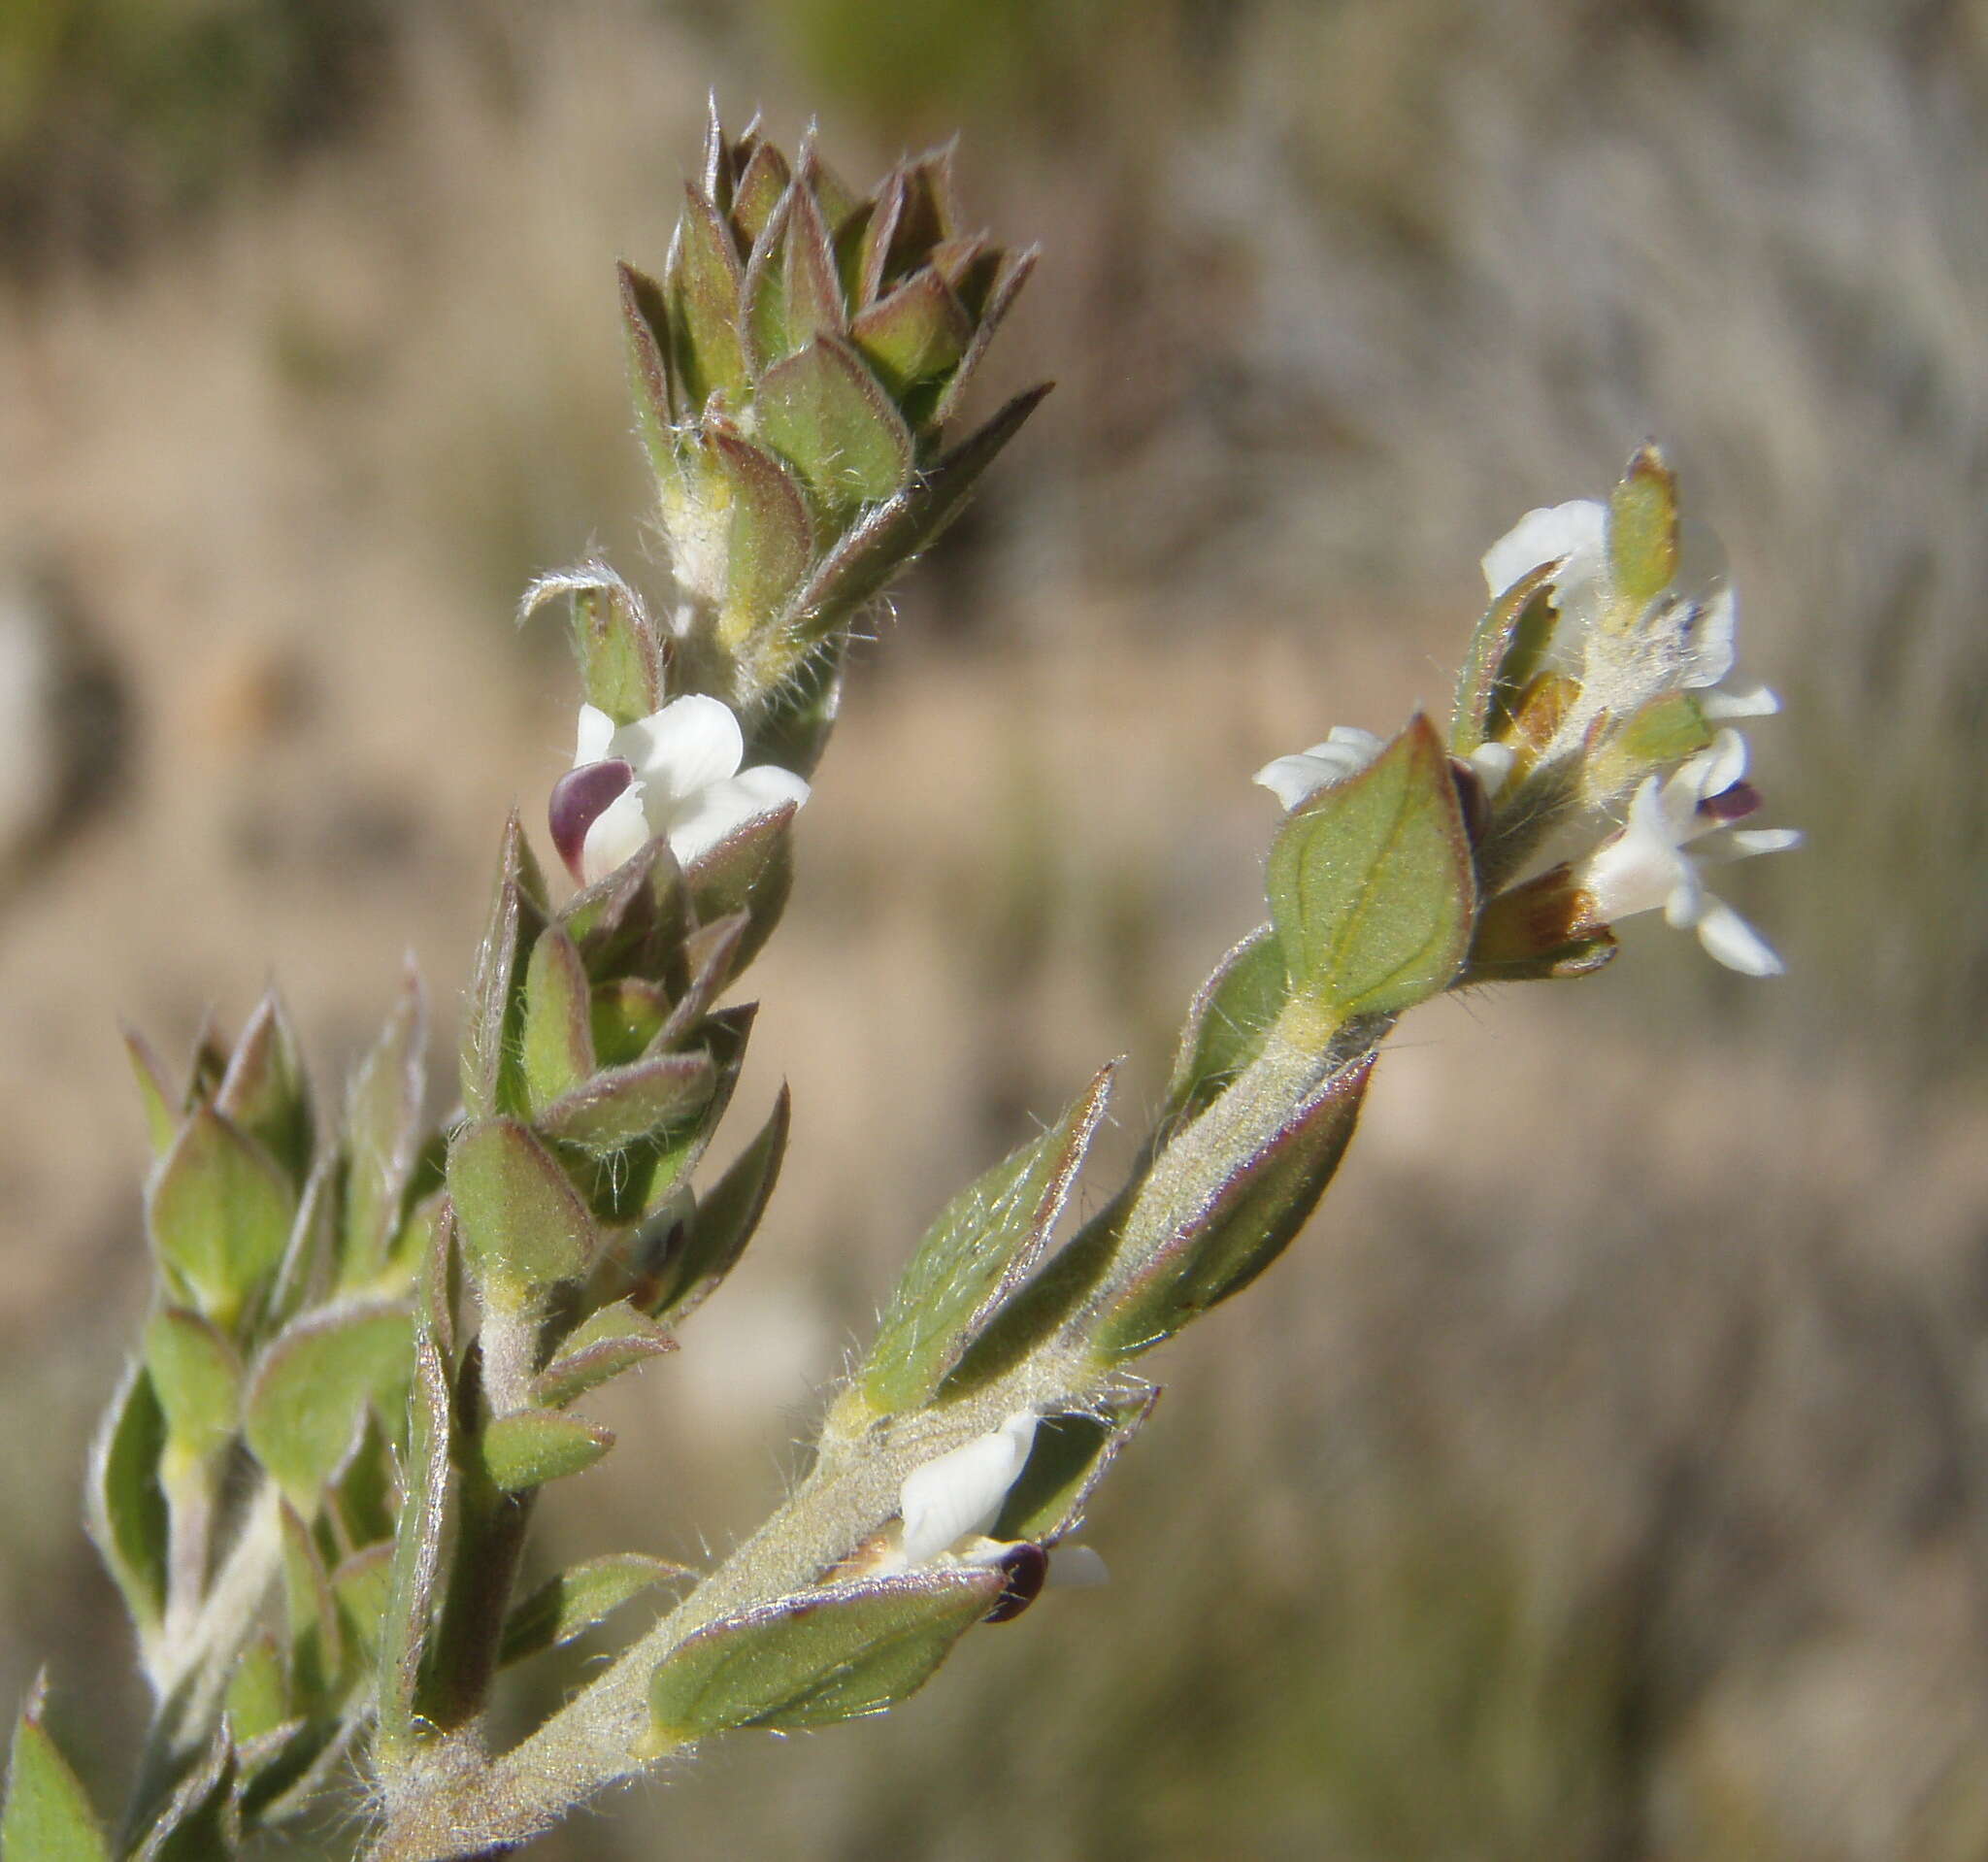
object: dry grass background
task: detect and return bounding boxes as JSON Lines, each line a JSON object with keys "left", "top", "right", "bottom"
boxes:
{"left": 1, "top": 2, "right": 1985, "bottom": 1856}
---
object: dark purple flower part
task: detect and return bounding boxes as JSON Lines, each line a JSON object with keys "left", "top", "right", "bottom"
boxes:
{"left": 549, "top": 758, "right": 634, "bottom": 881}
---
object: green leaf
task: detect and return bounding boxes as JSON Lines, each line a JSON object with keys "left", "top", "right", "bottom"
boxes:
{"left": 562, "top": 838, "right": 685, "bottom": 985}
{"left": 460, "top": 814, "right": 547, "bottom": 1122}
{"left": 656, "top": 911, "right": 749, "bottom": 1049}
{"left": 521, "top": 928, "right": 596, "bottom": 1113}
{"left": 501, "top": 1553, "right": 688, "bottom": 1666}
{"left": 730, "top": 141, "right": 791, "bottom": 249}
{"left": 85, "top": 1361, "right": 168, "bottom": 1635}
{"left": 330, "top": 1543, "right": 395, "bottom": 1671}
{"left": 618, "top": 260, "right": 680, "bottom": 468}
{"left": 223, "top": 1635, "right": 289, "bottom": 1746}
{"left": 242, "top": 1303, "right": 412, "bottom": 1512}
{"left": 130, "top": 1721, "right": 236, "bottom": 1861}
{"left": 448, "top": 1117, "right": 598, "bottom": 1294}
{"left": 991, "top": 1393, "right": 1157, "bottom": 1546}
{"left": 143, "top": 1309, "right": 241, "bottom": 1465}
{"left": 589, "top": 977, "right": 671, "bottom": 1070}
{"left": 522, "top": 567, "right": 666, "bottom": 729}
{"left": 3, "top": 1680, "right": 109, "bottom": 1862}
{"left": 1266, "top": 716, "right": 1475, "bottom": 1024}
{"left": 929, "top": 245, "right": 1037, "bottom": 429}
{"left": 1162, "top": 925, "right": 1289, "bottom": 1130}
{"left": 667, "top": 183, "right": 748, "bottom": 412}
{"left": 643, "top": 1569, "right": 1002, "bottom": 1751}
{"left": 148, "top": 1108, "right": 296, "bottom": 1331}
{"left": 1450, "top": 562, "right": 1557, "bottom": 754}
{"left": 279, "top": 1498, "right": 341, "bottom": 1701}
{"left": 123, "top": 1026, "right": 179, "bottom": 1160}
{"left": 1092, "top": 1058, "right": 1375, "bottom": 1359}
{"left": 786, "top": 384, "right": 1048, "bottom": 642}
{"left": 539, "top": 1050, "right": 716, "bottom": 1154}
{"left": 682, "top": 806, "right": 797, "bottom": 975}
{"left": 531, "top": 1300, "right": 674, "bottom": 1409}
{"left": 478, "top": 1411, "right": 613, "bottom": 1494}
{"left": 646, "top": 1085, "right": 789, "bottom": 1322}
{"left": 340, "top": 971, "right": 426, "bottom": 1288}
{"left": 755, "top": 336, "right": 913, "bottom": 518}
{"left": 1611, "top": 690, "right": 1714, "bottom": 770}
{"left": 214, "top": 990, "right": 313, "bottom": 1185}
{"left": 376, "top": 1328, "right": 451, "bottom": 1772}
{"left": 707, "top": 425, "right": 813, "bottom": 637}
{"left": 862, "top": 1065, "right": 1113, "bottom": 1414}
{"left": 849, "top": 268, "right": 972, "bottom": 401}
{"left": 1607, "top": 444, "right": 1678, "bottom": 610}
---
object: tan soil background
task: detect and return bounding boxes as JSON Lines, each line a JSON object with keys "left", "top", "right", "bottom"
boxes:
{"left": 1, "top": 4, "right": 1985, "bottom": 1857}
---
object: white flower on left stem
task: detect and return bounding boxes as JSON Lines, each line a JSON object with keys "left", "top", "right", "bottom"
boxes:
{"left": 1574, "top": 729, "right": 1801, "bottom": 977}
{"left": 550, "top": 696, "right": 810, "bottom": 885}
{"left": 899, "top": 1413, "right": 1039, "bottom": 1566}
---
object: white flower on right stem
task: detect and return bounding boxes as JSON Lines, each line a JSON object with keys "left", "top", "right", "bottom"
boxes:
{"left": 1574, "top": 729, "right": 1800, "bottom": 976}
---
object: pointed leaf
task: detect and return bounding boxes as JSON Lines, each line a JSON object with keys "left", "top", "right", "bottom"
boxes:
{"left": 86, "top": 1362, "right": 168, "bottom": 1635}
{"left": 536, "top": 1049, "right": 715, "bottom": 1153}
{"left": 243, "top": 1303, "right": 412, "bottom": 1512}
{"left": 780, "top": 178, "right": 846, "bottom": 348}
{"left": 522, "top": 928, "right": 596, "bottom": 1112}
{"left": 1163, "top": 924, "right": 1290, "bottom": 1130}
{"left": 667, "top": 184, "right": 748, "bottom": 411}
{"left": 643, "top": 1569, "right": 1002, "bottom": 1750}
{"left": 330, "top": 1543, "right": 394, "bottom": 1671}
{"left": 501, "top": 1553, "right": 688, "bottom": 1666}
{"left": 448, "top": 1117, "right": 597, "bottom": 1294}
{"left": 149, "top": 1108, "right": 295, "bottom": 1332}
{"left": 478, "top": 1411, "right": 613, "bottom": 1494}
{"left": 683, "top": 807, "right": 797, "bottom": 974}
{"left": 521, "top": 565, "right": 666, "bottom": 728}
{"left": 131, "top": 1721, "right": 236, "bottom": 1861}
{"left": 123, "top": 1027, "right": 179, "bottom": 1160}
{"left": 341, "top": 971, "right": 426, "bottom": 1287}
{"left": 755, "top": 337, "right": 913, "bottom": 517}
{"left": 590, "top": 977, "right": 671, "bottom": 1069}
{"left": 930, "top": 245, "right": 1037, "bottom": 429}
{"left": 215, "top": 991, "right": 313, "bottom": 1185}
{"left": 863, "top": 1065, "right": 1113, "bottom": 1413}
{"left": 531, "top": 1300, "right": 675, "bottom": 1409}
{"left": 143, "top": 1309, "right": 241, "bottom": 1465}
{"left": 787, "top": 383, "right": 1048, "bottom": 640}
{"left": 1608, "top": 445, "right": 1678, "bottom": 610}
{"left": 742, "top": 199, "right": 796, "bottom": 367}
{"left": 1266, "top": 717, "right": 1474, "bottom": 1023}
{"left": 461, "top": 814, "right": 547, "bottom": 1121}
{"left": 850, "top": 268, "right": 972, "bottom": 402}
{"left": 708, "top": 425, "right": 813, "bottom": 630}
{"left": 3, "top": 1682, "right": 110, "bottom": 1862}
{"left": 1451, "top": 562, "right": 1557, "bottom": 754}
{"left": 646, "top": 1084, "right": 788, "bottom": 1322}
{"left": 992, "top": 1392, "right": 1158, "bottom": 1546}
{"left": 1093, "top": 1059, "right": 1374, "bottom": 1359}
{"left": 730, "top": 141, "right": 790, "bottom": 247}
{"left": 618, "top": 259, "right": 681, "bottom": 459}
{"left": 223, "top": 1636, "right": 289, "bottom": 1746}
{"left": 376, "top": 1327, "right": 451, "bottom": 1771}
{"left": 654, "top": 910, "right": 749, "bottom": 1050}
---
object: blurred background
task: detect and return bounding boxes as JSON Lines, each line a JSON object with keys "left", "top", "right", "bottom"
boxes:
{"left": 2, "top": 1, "right": 1986, "bottom": 1856}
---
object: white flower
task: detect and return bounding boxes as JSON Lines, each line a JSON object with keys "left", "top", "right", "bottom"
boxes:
{"left": 1480, "top": 498, "right": 1608, "bottom": 619}
{"left": 552, "top": 696, "right": 810, "bottom": 885}
{"left": 1574, "top": 729, "right": 1801, "bottom": 977}
{"left": 899, "top": 1413, "right": 1039, "bottom": 1566}
{"left": 1253, "top": 728, "right": 1511, "bottom": 812}
{"left": 1252, "top": 726, "right": 1384, "bottom": 810}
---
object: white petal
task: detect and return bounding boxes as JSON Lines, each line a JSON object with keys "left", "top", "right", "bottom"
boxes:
{"left": 1700, "top": 682, "right": 1779, "bottom": 720}
{"left": 1254, "top": 751, "right": 1338, "bottom": 811}
{"left": 899, "top": 1413, "right": 1038, "bottom": 1566}
{"left": 613, "top": 694, "right": 745, "bottom": 802}
{"left": 1694, "top": 896, "right": 1785, "bottom": 977}
{"left": 1324, "top": 725, "right": 1386, "bottom": 758}
{"left": 1467, "top": 741, "right": 1516, "bottom": 798}
{"left": 1663, "top": 868, "right": 1706, "bottom": 928}
{"left": 1675, "top": 585, "right": 1738, "bottom": 689}
{"left": 662, "top": 765, "right": 806, "bottom": 866}
{"left": 1722, "top": 826, "right": 1802, "bottom": 857}
{"left": 575, "top": 703, "right": 616, "bottom": 765}
{"left": 1048, "top": 1544, "right": 1110, "bottom": 1588}
{"left": 1581, "top": 783, "right": 1689, "bottom": 921}
{"left": 580, "top": 783, "right": 651, "bottom": 885}
{"left": 1683, "top": 728, "right": 1748, "bottom": 801}
{"left": 1480, "top": 500, "right": 1607, "bottom": 604}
